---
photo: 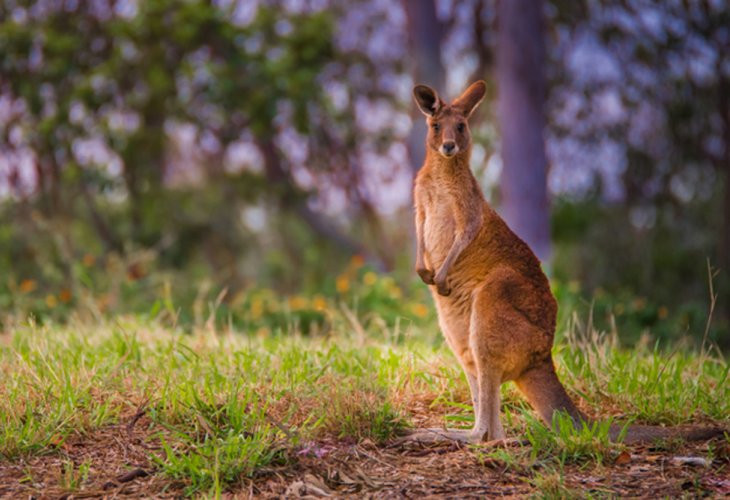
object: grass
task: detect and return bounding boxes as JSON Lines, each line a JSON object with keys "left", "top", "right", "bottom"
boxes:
{"left": 558, "top": 313, "right": 730, "bottom": 422}
{"left": 529, "top": 470, "right": 586, "bottom": 500}
{"left": 525, "top": 412, "right": 622, "bottom": 466}
{"left": 0, "top": 305, "right": 728, "bottom": 496}
{"left": 0, "top": 316, "right": 446, "bottom": 494}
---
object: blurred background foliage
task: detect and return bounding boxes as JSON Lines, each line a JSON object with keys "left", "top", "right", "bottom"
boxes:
{"left": 0, "top": 0, "right": 728, "bottom": 349}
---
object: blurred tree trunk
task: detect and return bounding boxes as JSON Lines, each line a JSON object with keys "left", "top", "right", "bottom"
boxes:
{"left": 472, "top": 0, "right": 494, "bottom": 80}
{"left": 34, "top": 152, "right": 62, "bottom": 217}
{"left": 80, "top": 182, "right": 121, "bottom": 253}
{"left": 718, "top": 75, "right": 730, "bottom": 345}
{"left": 122, "top": 111, "right": 166, "bottom": 245}
{"left": 496, "top": 0, "right": 551, "bottom": 264}
{"left": 403, "top": 0, "right": 445, "bottom": 172}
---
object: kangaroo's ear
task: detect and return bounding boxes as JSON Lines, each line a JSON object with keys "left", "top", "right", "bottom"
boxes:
{"left": 413, "top": 84, "right": 442, "bottom": 116}
{"left": 453, "top": 80, "right": 487, "bottom": 118}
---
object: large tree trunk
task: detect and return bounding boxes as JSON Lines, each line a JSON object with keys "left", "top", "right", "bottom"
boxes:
{"left": 403, "top": 0, "right": 445, "bottom": 172}
{"left": 496, "top": 0, "right": 551, "bottom": 264}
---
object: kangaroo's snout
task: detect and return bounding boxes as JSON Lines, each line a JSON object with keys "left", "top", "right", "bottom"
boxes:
{"left": 440, "top": 141, "right": 458, "bottom": 157}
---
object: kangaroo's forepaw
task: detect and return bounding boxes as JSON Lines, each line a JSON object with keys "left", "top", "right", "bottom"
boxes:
{"left": 416, "top": 267, "right": 435, "bottom": 285}
{"left": 436, "top": 281, "right": 451, "bottom": 296}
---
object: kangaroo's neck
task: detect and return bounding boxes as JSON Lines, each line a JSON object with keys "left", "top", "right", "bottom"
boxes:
{"left": 422, "top": 147, "right": 486, "bottom": 208}
{"left": 423, "top": 148, "right": 473, "bottom": 178}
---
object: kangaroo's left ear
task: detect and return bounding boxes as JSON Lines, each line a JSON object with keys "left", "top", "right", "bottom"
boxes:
{"left": 413, "top": 84, "right": 443, "bottom": 117}
{"left": 453, "top": 80, "right": 487, "bottom": 118}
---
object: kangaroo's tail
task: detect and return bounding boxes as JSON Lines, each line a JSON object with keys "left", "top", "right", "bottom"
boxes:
{"left": 611, "top": 423, "right": 725, "bottom": 444}
{"left": 516, "top": 359, "right": 726, "bottom": 444}
{"left": 515, "top": 359, "right": 586, "bottom": 427}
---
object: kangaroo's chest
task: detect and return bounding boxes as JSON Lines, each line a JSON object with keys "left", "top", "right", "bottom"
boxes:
{"left": 422, "top": 190, "right": 456, "bottom": 267}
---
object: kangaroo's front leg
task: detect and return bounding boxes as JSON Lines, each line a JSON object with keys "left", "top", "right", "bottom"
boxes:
{"left": 414, "top": 199, "right": 435, "bottom": 285}
{"left": 433, "top": 208, "right": 481, "bottom": 296}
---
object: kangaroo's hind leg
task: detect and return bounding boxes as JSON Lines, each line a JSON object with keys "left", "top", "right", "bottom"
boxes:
{"left": 397, "top": 310, "right": 479, "bottom": 444}
{"left": 467, "top": 372, "right": 478, "bottom": 409}
{"left": 468, "top": 290, "right": 506, "bottom": 442}
{"left": 467, "top": 270, "right": 551, "bottom": 443}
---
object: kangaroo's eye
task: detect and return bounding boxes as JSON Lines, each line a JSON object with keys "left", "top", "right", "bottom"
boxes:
{"left": 432, "top": 123, "right": 440, "bottom": 132}
{"left": 456, "top": 123, "right": 465, "bottom": 133}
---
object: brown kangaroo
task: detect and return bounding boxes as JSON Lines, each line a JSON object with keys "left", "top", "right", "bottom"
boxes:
{"left": 410, "top": 80, "right": 724, "bottom": 444}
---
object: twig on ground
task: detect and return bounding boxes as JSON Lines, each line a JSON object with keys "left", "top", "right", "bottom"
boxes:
{"left": 264, "top": 411, "right": 297, "bottom": 441}
{"left": 102, "top": 468, "right": 150, "bottom": 490}
{"left": 126, "top": 401, "right": 149, "bottom": 440}
{"left": 355, "top": 447, "right": 398, "bottom": 469}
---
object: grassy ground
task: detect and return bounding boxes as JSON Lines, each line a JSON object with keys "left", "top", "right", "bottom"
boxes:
{"left": 0, "top": 308, "right": 728, "bottom": 498}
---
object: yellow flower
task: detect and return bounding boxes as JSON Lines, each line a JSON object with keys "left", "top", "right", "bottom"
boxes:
{"left": 288, "top": 295, "right": 308, "bottom": 311}
{"left": 363, "top": 272, "right": 377, "bottom": 286}
{"left": 45, "top": 294, "right": 58, "bottom": 309}
{"left": 336, "top": 275, "right": 350, "bottom": 293}
{"left": 615, "top": 303, "right": 625, "bottom": 316}
{"left": 633, "top": 297, "right": 646, "bottom": 310}
{"left": 250, "top": 298, "right": 264, "bottom": 319}
{"left": 19, "top": 279, "right": 36, "bottom": 293}
{"left": 312, "top": 295, "right": 327, "bottom": 311}
{"left": 657, "top": 306, "right": 669, "bottom": 320}
{"left": 256, "top": 326, "right": 270, "bottom": 338}
{"left": 410, "top": 303, "right": 429, "bottom": 318}
{"left": 389, "top": 285, "right": 402, "bottom": 299}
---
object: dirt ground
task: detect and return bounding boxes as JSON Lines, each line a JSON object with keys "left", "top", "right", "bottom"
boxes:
{"left": 1, "top": 409, "right": 729, "bottom": 499}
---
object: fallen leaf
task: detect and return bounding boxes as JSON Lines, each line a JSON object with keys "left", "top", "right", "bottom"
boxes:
{"left": 285, "top": 480, "right": 306, "bottom": 497}
{"left": 615, "top": 451, "right": 631, "bottom": 465}
{"left": 303, "top": 473, "right": 333, "bottom": 497}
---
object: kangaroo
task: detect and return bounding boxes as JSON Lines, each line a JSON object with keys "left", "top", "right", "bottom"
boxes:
{"left": 410, "top": 80, "right": 724, "bottom": 444}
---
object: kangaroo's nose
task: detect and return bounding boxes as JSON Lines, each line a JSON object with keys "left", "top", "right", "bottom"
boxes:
{"left": 442, "top": 141, "right": 455, "bottom": 153}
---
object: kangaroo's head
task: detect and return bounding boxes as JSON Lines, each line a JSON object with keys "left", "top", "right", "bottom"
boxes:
{"left": 413, "top": 80, "right": 486, "bottom": 159}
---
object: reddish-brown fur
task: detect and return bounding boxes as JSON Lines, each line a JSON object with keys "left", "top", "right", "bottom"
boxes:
{"left": 409, "top": 81, "right": 724, "bottom": 444}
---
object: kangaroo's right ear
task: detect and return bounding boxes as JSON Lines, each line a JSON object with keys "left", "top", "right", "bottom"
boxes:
{"left": 453, "top": 80, "right": 487, "bottom": 118}
{"left": 413, "top": 84, "right": 442, "bottom": 116}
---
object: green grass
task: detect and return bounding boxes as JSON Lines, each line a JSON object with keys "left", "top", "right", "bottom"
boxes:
{"left": 0, "top": 307, "right": 727, "bottom": 496}
{"left": 558, "top": 314, "right": 730, "bottom": 423}
{"left": 0, "top": 316, "right": 443, "bottom": 494}
{"left": 525, "top": 412, "right": 624, "bottom": 466}
{"left": 529, "top": 469, "right": 586, "bottom": 500}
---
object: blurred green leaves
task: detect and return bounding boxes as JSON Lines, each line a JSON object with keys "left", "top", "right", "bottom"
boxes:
{"left": 0, "top": 1, "right": 342, "bottom": 297}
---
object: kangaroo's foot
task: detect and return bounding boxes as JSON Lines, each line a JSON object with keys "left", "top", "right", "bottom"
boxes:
{"left": 468, "top": 424, "right": 506, "bottom": 443}
{"left": 482, "top": 437, "right": 529, "bottom": 448}
{"left": 398, "top": 427, "right": 472, "bottom": 444}
{"left": 398, "top": 428, "right": 523, "bottom": 447}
